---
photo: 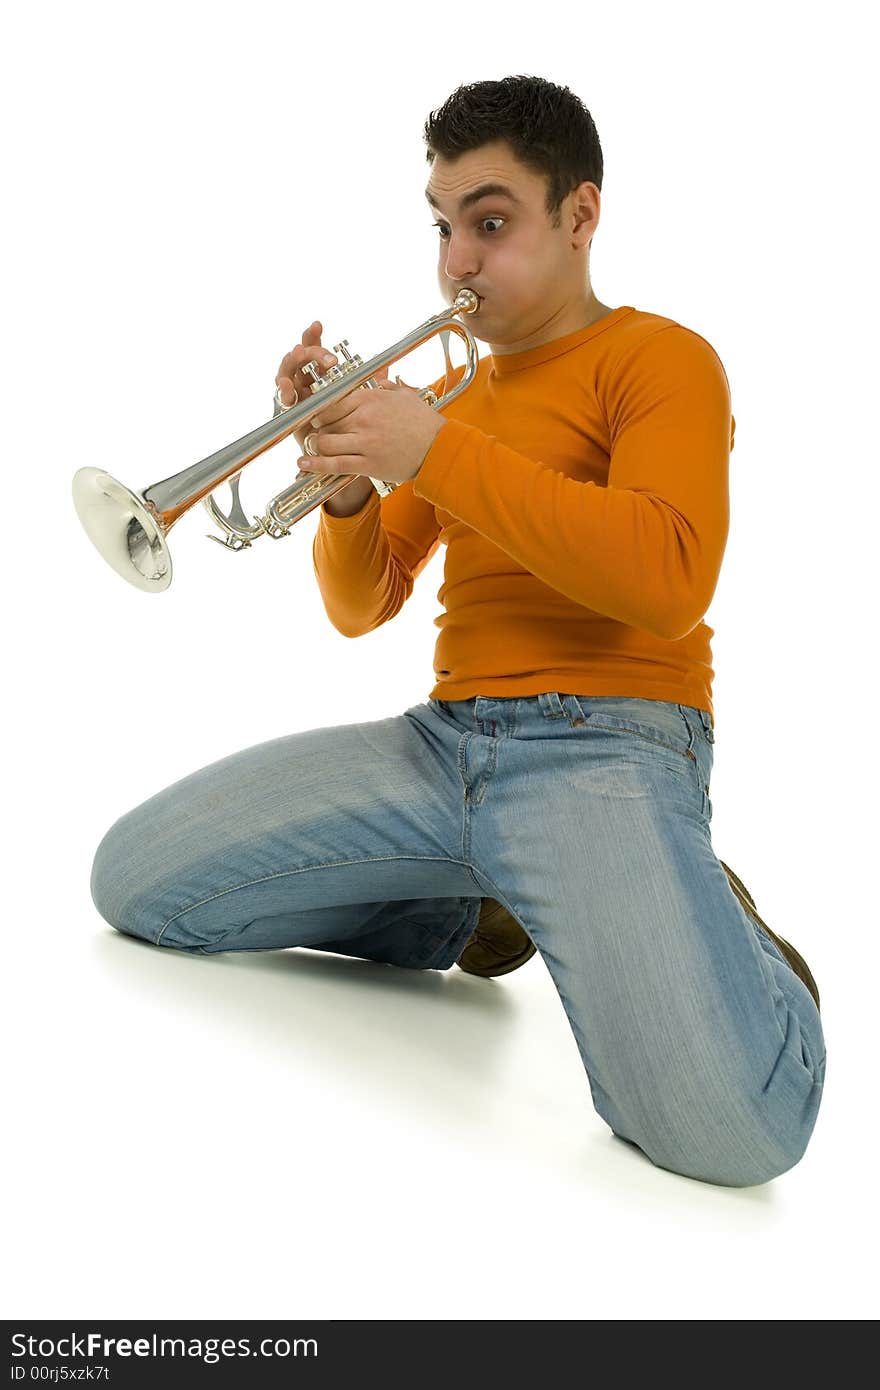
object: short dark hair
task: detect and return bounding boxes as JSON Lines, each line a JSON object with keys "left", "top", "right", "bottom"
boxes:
{"left": 423, "top": 75, "right": 603, "bottom": 232}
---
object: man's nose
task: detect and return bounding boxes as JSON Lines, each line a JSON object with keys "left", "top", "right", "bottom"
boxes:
{"left": 442, "top": 238, "right": 478, "bottom": 281}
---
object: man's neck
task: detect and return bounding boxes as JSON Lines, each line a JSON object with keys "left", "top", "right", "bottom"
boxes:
{"left": 490, "top": 294, "right": 616, "bottom": 356}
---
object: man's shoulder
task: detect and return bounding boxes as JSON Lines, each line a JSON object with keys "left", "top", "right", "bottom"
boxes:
{"left": 602, "top": 307, "right": 729, "bottom": 383}
{"left": 610, "top": 306, "right": 720, "bottom": 350}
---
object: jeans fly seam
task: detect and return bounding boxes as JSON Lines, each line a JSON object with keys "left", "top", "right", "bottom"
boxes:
{"left": 154, "top": 854, "right": 477, "bottom": 946}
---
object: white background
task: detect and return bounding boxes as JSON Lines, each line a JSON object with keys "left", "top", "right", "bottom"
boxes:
{"left": 3, "top": 0, "right": 876, "bottom": 1322}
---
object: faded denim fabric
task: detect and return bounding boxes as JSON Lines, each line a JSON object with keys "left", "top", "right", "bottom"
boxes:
{"left": 91, "top": 693, "right": 826, "bottom": 1187}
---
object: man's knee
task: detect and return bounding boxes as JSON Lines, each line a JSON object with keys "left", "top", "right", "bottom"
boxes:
{"left": 612, "top": 1118, "right": 816, "bottom": 1187}
{"left": 664, "top": 1133, "right": 815, "bottom": 1187}
{"left": 90, "top": 816, "right": 162, "bottom": 947}
{"left": 598, "top": 1069, "right": 824, "bottom": 1188}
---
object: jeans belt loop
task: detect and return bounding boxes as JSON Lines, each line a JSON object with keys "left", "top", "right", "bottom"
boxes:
{"left": 539, "top": 691, "right": 566, "bottom": 719}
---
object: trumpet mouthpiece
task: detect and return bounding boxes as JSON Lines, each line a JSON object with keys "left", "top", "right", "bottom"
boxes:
{"left": 454, "top": 289, "right": 480, "bottom": 313}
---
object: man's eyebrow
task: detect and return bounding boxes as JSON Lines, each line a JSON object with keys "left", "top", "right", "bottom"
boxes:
{"left": 424, "top": 182, "right": 523, "bottom": 214}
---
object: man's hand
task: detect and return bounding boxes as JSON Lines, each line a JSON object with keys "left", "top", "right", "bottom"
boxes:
{"left": 298, "top": 378, "right": 447, "bottom": 486}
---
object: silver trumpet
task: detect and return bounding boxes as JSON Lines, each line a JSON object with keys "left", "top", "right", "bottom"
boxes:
{"left": 72, "top": 288, "right": 481, "bottom": 592}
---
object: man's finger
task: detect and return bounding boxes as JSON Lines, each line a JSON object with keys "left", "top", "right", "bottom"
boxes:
{"left": 301, "top": 455, "right": 363, "bottom": 476}
{"left": 305, "top": 383, "right": 365, "bottom": 430}
{"left": 275, "top": 376, "right": 297, "bottom": 407}
{"left": 306, "top": 429, "right": 361, "bottom": 457}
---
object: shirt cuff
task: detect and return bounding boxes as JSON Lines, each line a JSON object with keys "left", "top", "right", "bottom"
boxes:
{"left": 412, "top": 417, "right": 481, "bottom": 503}
{"left": 318, "top": 486, "right": 381, "bottom": 530}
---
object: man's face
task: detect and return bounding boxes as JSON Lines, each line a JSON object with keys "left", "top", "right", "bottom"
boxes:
{"left": 424, "top": 139, "right": 594, "bottom": 347}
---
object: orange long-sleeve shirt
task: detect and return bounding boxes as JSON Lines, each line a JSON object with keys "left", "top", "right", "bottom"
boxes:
{"left": 312, "top": 304, "right": 735, "bottom": 724}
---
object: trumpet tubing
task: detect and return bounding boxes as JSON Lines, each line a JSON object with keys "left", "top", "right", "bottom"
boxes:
{"left": 72, "top": 289, "right": 480, "bottom": 592}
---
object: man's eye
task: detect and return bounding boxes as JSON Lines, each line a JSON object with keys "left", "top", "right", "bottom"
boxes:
{"left": 432, "top": 218, "right": 505, "bottom": 238}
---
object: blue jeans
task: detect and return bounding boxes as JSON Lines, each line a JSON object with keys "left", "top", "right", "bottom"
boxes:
{"left": 90, "top": 692, "right": 826, "bottom": 1187}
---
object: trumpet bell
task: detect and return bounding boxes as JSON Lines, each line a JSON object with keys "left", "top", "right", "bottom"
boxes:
{"left": 72, "top": 466, "right": 173, "bottom": 592}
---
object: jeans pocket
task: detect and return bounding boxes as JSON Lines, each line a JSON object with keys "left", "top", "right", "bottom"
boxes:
{"left": 565, "top": 697, "right": 707, "bottom": 808}
{"left": 565, "top": 699, "right": 693, "bottom": 761}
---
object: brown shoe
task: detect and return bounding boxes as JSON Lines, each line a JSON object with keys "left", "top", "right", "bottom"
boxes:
{"left": 720, "top": 860, "right": 821, "bottom": 1013}
{"left": 456, "top": 898, "right": 537, "bottom": 978}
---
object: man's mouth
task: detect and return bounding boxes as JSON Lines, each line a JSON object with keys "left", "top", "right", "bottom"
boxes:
{"left": 451, "top": 288, "right": 485, "bottom": 311}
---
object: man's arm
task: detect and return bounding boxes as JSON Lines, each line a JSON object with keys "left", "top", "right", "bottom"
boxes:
{"left": 310, "top": 369, "right": 449, "bottom": 637}
{"left": 312, "top": 483, "right": 442, "bottom": 637}
{"left": 411, "top": 326, "right": 734, "bottom": 641}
